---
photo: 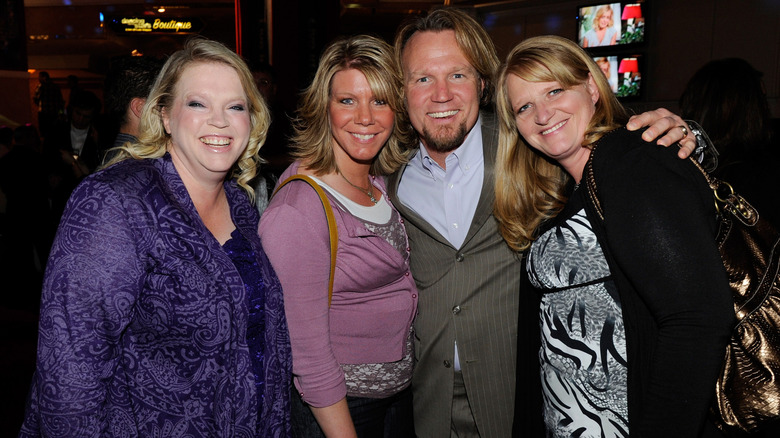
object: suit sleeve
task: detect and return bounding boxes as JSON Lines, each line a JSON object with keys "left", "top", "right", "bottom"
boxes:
{"left": 599, "top": 145, "right": 735, "bottom": 437}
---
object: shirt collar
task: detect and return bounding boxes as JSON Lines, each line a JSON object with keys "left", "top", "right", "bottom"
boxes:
{"left": 413, "top": 115, "right": 484, "bottom": 177}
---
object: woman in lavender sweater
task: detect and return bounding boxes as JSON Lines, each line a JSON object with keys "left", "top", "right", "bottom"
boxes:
{"left": 259, "top": 35, "right": 418, "bottom": 438}
{"left": 20, "top": 39, "right": 291, "bottom": 438}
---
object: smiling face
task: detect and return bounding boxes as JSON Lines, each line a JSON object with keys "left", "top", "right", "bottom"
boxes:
{"left": 507, "top": 73, "right": 599, "bottom": 178}
{"left": 401, "top": 30, "right": 483, "bottom": 156}
{"left": 163, "top": 62, "right": 251, "bottom": 186}
{"left": 328, "top": 68, "right": 394, "bottom": 166}
{"left": 598, "top": 9, "right": 613, "bottom": 29}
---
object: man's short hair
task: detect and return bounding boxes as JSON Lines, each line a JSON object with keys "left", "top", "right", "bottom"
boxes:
{"left": 104, "top": 56, "right": 164, "bottom": 124}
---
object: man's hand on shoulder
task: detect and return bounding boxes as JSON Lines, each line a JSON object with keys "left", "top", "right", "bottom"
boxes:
{"left": 626, "top": 108, "right": 696, "bottom": 159}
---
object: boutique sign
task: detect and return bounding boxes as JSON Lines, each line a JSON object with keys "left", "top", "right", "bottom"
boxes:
{"left": 109, "top": 17, "right": 203, "bottom": 34}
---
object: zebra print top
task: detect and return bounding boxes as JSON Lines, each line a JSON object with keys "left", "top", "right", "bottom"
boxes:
{"left": 527, "top": 202, "right": 629, "bottom": 438}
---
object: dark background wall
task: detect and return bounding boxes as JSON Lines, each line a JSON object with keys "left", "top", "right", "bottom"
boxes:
{"left": 474, "top": 0, "right": 780, "bottom": 116}
{"left": 1, "top": 0, "right": 778, "bottom": 131}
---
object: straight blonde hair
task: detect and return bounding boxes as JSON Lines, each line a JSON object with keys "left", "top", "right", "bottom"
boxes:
{"left": 291, "top": 34, "right": 412, "bottom": 176}
{"left": 494, "top": 35, "right": 628, "bottom": 251}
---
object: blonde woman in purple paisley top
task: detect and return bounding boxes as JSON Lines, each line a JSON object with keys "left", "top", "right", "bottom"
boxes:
{"left": 19, "top": 39, "right": 292, "bottom": 438}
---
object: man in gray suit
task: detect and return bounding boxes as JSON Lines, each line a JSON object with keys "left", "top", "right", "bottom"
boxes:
{"left": 387, "top": 8, "right": 697, "bottom": 437}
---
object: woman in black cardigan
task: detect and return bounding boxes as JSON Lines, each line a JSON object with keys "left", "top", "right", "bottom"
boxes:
{"left": 494, "top": 35, "right": 735, "bottom": 437}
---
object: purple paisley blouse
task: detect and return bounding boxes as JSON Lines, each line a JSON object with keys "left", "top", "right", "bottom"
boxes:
{"left": 18, "top": 154, "right": 291, "bottom": 438}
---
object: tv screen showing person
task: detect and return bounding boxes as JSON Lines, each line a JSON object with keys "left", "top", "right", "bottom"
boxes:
{"left": 579, "top": 3, "right": 622, "bottom": 47}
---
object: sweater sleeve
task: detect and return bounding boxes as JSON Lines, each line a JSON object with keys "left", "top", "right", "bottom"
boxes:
{"left": 597, "top": 141, "right": 735, "bottom": 437}
{"left": 23, "top": 178, "right": 143, "bottom": 437}
{"left": 258, "top": 181, "right": 346, "bottom": 407}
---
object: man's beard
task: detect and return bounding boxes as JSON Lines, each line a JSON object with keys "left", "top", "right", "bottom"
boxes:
{"left": 420, "top": 122, "right": 469, "bottom": 154}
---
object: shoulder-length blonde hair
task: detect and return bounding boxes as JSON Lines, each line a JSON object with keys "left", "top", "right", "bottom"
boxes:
{"left": 105, "top": 37, "right": 270, "bottom": 198}
{"left": 292, "top": 34, "right": 412, "bottom": 176}
{"left": 593, "top": 5, "right": 615, "bottom": 30}
{"left": 494, "top": 35, "right": 628, "bottom": 252}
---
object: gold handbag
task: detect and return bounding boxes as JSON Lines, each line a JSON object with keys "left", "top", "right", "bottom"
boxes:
{"left": 694, "top": 160, "right": 780, "bottom": 433}
{"left": 585, "top": 151, "right": 780, "bottom": 434}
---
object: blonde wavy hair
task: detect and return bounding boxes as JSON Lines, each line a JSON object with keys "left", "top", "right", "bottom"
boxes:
{"left": 104, "top": 37, "right": 270, "bottom": 199}
{"left": 494, "top": 35, "right": 628, "bottom": 252}
{"left": 291, "top": 34, "right": 412, "bottom": 176}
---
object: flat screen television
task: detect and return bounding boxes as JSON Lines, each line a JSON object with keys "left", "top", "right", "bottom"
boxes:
{"left": 592, "top": 55, "right": 642, "bottom": 98}
{"left": 616, "top": 55, "right": 642, "bottom": 98}
{"left": 593, "top": 56, "right": 619, "bottom": 93}
{"left": 578, "top": 2, "right": 645, "bottom": 48}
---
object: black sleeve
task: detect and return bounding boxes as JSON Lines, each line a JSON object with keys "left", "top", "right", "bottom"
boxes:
{"left": 597, "top": 139, "right": 735, "bottom": 437}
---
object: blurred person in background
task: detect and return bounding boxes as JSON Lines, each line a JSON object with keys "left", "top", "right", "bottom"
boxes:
{"left": 680, "top": 57, "right": 780, "bottom": 228}
{"left": 103, "top": 55, "right": 165, "bottom": 151}
{"left": 32, "top": 71, "right": 64, "bottom": 139}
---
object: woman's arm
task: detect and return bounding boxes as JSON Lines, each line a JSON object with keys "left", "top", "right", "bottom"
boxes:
{"left": 599, "top": 142, "right": 734, "bottom": 436}
{"left": 27, "top": 179, "right": 142, "bottom": 436}
{"left": 311, "top": 398, "right": 359, "bottom": 438}
{"left": 259, "top": 183, "right": 349, "bottom": 411}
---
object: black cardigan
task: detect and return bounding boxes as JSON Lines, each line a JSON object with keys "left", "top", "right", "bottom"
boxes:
{"left": 514, "top": 128, "right": 735, "bottom": 437}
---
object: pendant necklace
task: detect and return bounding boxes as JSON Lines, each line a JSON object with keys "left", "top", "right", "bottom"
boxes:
{"left": 337, "top": 168, "right": 378, "bottom": 205}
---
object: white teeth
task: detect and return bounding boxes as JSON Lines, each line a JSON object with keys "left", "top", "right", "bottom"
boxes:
{"left": 351, "top": 133, "right": 376, "bottom": 141}
{"left": 428, "top": 110, "right": 458, "bottom": 118}
{"left": 542, "top": 121, "right": 566, "bottom": 135}
{"left": 200, "top": 137, "right": 230, "bottom": 146}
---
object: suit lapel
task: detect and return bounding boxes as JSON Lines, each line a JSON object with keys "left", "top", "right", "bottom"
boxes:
{"left": 462, "top": 111, "right": 498, "bottom": 246}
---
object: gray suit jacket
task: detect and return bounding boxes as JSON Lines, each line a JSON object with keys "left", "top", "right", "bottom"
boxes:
{"left": 388, "top": 111, "right": 521, "bottom": 437}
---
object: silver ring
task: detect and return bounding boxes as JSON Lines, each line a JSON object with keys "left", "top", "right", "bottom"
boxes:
{"left": 679, "top": 125, "right": 689, "bottom": 138}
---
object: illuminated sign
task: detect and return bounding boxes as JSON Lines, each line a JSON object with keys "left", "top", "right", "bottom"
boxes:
{"left": 109, "top": 17, "right": 203, "bottom": 34}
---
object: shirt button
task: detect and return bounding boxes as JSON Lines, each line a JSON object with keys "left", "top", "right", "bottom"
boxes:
{"left": 449, "top": 184, "right": 454, "bottom": 189}
{"left": 452, "top": 305, "right": 461, "bottom": 315}
{"left": 455, "top": 253, "right": 464, "bottom": 262}
{"left": 406, "top": 247, "right": 411, "bottom": 252}
{"left": 412, "top": 294, "right": 417, "bottom": 299}
{"left": 405, "top": 271, "right": 410, "bottom": 276}
{"left": 452, "top": 223, "right": 458, "bottom": 229}
{"left": 443, "top": 360, "right": 452, "bottom": 368}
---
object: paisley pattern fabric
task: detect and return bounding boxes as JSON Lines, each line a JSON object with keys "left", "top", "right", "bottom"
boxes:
{"left": 527, "top": 207, "right": 629, "bottom": 438}
{"left": 19, "top": 154, "right": 291, "bottom": 438}
{"left": 223, "top": 229, "right": 292, "bottom": 437}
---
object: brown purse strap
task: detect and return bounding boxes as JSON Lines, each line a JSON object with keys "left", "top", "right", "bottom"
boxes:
{"left": 273, "top": 174, "right": 338, "bottom": 307}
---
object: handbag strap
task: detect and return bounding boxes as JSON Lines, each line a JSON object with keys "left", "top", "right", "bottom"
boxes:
{"left": 584, "top": 145, "right": 758, "bottom": 227}
{"left": 686, "top": 157, "right": 759, "bottom": 227}
{"left": 273, "top": 174, "right": 337, "bottom": 307}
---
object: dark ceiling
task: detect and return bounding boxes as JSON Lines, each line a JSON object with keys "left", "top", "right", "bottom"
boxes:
{"left": 22, "top": 0, "right": 518, "bottom": 72}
